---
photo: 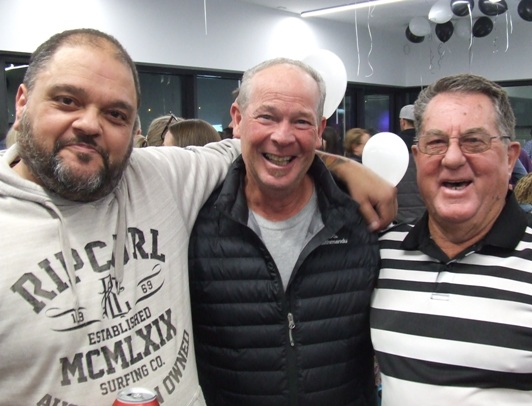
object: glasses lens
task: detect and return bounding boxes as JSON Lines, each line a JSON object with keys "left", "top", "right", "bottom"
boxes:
{"left": 419, "top": 135, "right": 448, "bottom": 155}
{"left": 419, "top": 133, "right": 499, "bottom": 155}
{"left": 460, "top": 133, "right": 491, "bottom": 154}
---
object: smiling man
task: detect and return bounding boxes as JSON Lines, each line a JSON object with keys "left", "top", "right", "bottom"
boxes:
{"left": 371, "top": 74, "right": 532, "bottom": 405}
{"left": 188, "top": 58, "right": 380, "bottom": 405}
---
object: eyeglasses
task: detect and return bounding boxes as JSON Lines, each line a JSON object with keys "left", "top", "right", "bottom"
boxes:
{"left": 159, "top": 114, "right": 179, "bottom": 143}
{"left": 416, "top": 133, "right": 511, "bottom": 155}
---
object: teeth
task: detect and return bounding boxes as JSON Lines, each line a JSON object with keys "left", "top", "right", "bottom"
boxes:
{"left": 444, "top": 182, "right": 468, "bottom": 190}
{"left": 265, "top": 153, "right": 292, "bottom": 166}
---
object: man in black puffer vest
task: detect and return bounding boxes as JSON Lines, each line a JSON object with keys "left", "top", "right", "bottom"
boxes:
{"left": 189, "top": 58, "right": 380, "bottom": 406}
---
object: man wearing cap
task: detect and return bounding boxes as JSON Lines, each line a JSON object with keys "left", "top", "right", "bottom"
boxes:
{"left": 398, "top": 104, "right": 416, "bottom": 150}
{"left": 396, "top": 104, "right": 425, "bottom": 223}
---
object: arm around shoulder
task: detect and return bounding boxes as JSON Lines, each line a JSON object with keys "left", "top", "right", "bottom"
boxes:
{"left": 317, "top": 151, "right": 397, "bottom": 231}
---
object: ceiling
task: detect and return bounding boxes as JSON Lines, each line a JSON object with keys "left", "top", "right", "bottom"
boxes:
{"left": 238, "top": 0, "right": 522, "bottom": 35}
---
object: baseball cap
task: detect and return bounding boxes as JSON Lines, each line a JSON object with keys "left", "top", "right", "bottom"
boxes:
{"left": 399, "top": 104, "right": 415, "bottom": 121}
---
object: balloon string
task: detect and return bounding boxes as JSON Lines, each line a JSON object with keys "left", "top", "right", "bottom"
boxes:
{"left": 468, "top": 8, "right": 473, "bottom": 72}
{"left": 504, "top": 12, "right": 511, "bottom": 52}
{"left": 428, "top": 35, "right": 435, "bottom": 73}
{"left": 365, "top": 7, "right": 374, "bottom": 78}
{"left": 354, "top": 6, "right": 360, "bottom": 76}
{"left": 437, "top": 42, "right": 444, "bottom": 71}
{"left": 204, "top": 0, "right": 208, "bottom": 35}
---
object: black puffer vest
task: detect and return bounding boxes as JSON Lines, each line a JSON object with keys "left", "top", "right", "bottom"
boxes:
{"left": 189, "top": 156, "right": 379, "bottom": 406}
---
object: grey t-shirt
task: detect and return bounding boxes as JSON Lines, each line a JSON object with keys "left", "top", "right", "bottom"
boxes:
{"left": 249, "top": 189, "right": 323, "bottom": 290}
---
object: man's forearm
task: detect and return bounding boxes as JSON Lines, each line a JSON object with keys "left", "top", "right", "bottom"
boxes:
{"left": 316, "top": 150, "right": 397, "bottom": 231}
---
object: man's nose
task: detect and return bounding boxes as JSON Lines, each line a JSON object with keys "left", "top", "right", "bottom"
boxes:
{"left": 270, "top": 121, "right": 295, "bottom": 144}
{"left": 72, "top": 108, "right": 102, "bottom": 136}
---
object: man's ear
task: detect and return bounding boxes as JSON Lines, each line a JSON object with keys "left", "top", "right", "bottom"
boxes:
{"left": 13, "top": 84, "right": 28, "bottom": 130}
{"left": 507, "top": 141, "right": 522, "bottom": 177}
{"left": 316, "top": 117, "right": 327, "bottom": 149}
{"left": 230, "top": 103, "right": 242, "bottom": 139}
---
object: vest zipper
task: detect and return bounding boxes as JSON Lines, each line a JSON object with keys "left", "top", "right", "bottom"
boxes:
{"left": 287, "top": 312, "right": 295, "bottom": 347}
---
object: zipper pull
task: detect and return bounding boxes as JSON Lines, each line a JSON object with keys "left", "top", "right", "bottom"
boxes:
{"left": 287, "top": 312, "right": 295, "bottom": 347}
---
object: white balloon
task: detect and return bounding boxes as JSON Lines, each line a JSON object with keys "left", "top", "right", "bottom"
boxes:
{"left": 429, "top": 0, "right": 454, "bottom": 24}
{"left": 455, "top": 18, "right": 472, "bottom": 39}
{"left": 302, "top": 49, "right": 347, "bottom": 119}
{"left": 409, "top": 16, "right": 431, "bottom": 37}
{"left": 362, "top": 132, "right": 409, "bottom": 186}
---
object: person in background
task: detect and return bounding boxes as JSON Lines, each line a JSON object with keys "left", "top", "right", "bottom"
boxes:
{"left": 523, "top": 127, "right": 532, "bottom": 160}
{"left": 395, "top": 104, "right": 425, "bottom": 224}
{"left": 511, "top": 152, "right": 528, "bottom": 187}
{"left": 321, "top": 125, "right": 342, "bottom": 155}
{"left": 514, "top": 172, "right": 532, "bottom": 213}
{"left": 145, "top": 113, "right": 183, "bottom": 146}
{"left": 163, "top": 118, "right": 221, "bottom": 147}
{"left": 518, "top": 148, "right": 531, "bottom": 173}
{"left": 398, "top": 104, "right": 416, "bottom": 150}
{"left": 344, "top": 127, "right": 371, "bottom": 163}
{"left": 0, "top": 26, "right": 398, "bottom": 406}
{"left": 189, "top": 57, "right": 380, "bottom": 406}
{"left": 371, "top": 73, "right": 532, "bottom": 405}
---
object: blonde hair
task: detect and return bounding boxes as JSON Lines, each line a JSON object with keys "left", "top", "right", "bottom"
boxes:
{"left": 514, "top": 172, "right": 532, "bottom": 205}
{"left": 146, "top": 114, "right": 183, "bottom": 147}
{"left": 344, "top": 128, "right": 370, "bottom": 154}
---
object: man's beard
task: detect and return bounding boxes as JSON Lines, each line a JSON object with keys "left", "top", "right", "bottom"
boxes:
{"left": 17, "top": 113, "right": 133, "bottom": 202}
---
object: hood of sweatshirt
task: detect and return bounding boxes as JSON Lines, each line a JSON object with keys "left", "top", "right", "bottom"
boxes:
{"left": 0, "top": 144, "right": 128, "bottom": 322}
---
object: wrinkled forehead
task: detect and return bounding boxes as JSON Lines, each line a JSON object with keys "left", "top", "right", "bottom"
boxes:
{"left": 422, "top": 92, "right": 496, "bottom": 132}
{"left": 249, "top": 65, "right": 320, "bottom": 110}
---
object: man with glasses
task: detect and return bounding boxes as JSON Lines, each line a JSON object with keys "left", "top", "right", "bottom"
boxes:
{"left": 371, "top": 73, "right": 532, "bottom": 405}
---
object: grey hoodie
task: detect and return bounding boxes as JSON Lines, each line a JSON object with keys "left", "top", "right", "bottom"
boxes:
{"left": 0, "top": 139, "right": 240, "bottom": 406}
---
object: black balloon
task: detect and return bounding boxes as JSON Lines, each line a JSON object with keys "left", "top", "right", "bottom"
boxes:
{"left": 473, "top": 16, "right": 494, "bottom": 37}
{"left": 518, "top": 0, "right": 532, "bottom": 21}
{"left": 479, "top": 0, "right": 507, "bottom": 16}
{"left": 435, "top": 21, "right": 454, "bottom": 42}
{"left": 405, "top": 26, "right": 425, "bottom": 43}
{"left": 451, "top": 0, "right": 474, "bottom": 17}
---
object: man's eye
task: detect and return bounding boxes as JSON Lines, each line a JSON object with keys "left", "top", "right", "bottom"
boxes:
{"left": 109, "top": 110, "right": 127, "bottom": 122}
{"left": 257, "top": 114, "right": 273, "bottom": 121}
{"left": 427, "top": 137, "right": 447, "bottom": 146}
{"left": 57, "top": 96, "right": 75, "bottom": 106}
{"left": 462, "top": 136, "right": 483, "bottom": 144}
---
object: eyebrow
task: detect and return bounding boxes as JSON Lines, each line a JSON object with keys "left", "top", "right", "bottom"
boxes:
{"left": 423, "top": 127, "right": 489, "bottom": 137}
{"left": 256, "top": 104, "right": 316, "bottom": 121}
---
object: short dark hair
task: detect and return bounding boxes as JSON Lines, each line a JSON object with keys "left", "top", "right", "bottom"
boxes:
{"left": 24, "top": 28, "right": 141, "bottom": 108}
{"left": 414, "top": 73, "right": 515, "bottom": 141}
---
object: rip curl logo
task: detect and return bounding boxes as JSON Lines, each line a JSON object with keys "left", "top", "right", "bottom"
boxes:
{"left": 10, "top": 227, "right": 166, "bottom": 331}
{"left": 101, "top": 274, "right": 130, "bottom": 319}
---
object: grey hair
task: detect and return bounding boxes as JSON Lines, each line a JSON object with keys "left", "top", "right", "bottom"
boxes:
{"left": 236, "top": 57, "right": 327, "bottom": 119}
{"left": 414, "top": 73, "right": 515, "bottom": 141}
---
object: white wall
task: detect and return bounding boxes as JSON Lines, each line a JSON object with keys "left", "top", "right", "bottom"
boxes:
{"left": 0, "top": 0, "right": 530, "bottom": 87}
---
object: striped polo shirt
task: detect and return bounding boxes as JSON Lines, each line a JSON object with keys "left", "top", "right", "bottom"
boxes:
{"left": 371, "top": 193, "right": 532, "bottom": 405}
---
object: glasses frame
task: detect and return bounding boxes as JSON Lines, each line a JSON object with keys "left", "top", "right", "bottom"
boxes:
{"left": 159, "top": 114, "right": 180, "bottom": 143}
{"left": 416, "top": 134, "right": 511, "bottom": 155}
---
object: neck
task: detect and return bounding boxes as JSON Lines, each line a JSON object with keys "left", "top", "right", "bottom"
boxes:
{"left": 245, "top": 175, "right": 315, "bottom": 221}
{"left": 428, "top": 215, "right": 498, "bottom": 259}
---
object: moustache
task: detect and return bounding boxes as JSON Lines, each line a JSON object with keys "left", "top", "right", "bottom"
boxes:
{"left": 55, "top": 135, "right": 109, "bottom": 160}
